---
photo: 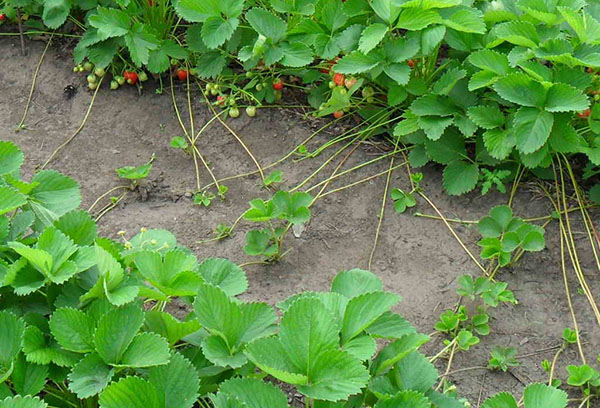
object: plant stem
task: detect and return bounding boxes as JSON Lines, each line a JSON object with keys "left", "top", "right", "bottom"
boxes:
{"left": 42, "top": 75, "right": 104, "bottom": 169}
{"left": 368, "top": 137, "right": 400, "bottom": 270}
{"left": 418, "top": 191, "right": 486, "bottom": 274}
{"left": 15, "top": 9, "right": 26, "bottom": 56}
{"left": 16, "top": 32, "right": 53, "bottom": 131}
{"left": 198, "top": 119, "right": 339, "bottom": 191}
{"left": 196, "top": 78, "right": 266, "bottom": 185}
{"left": 414, "top": 212, "right": 477, "bottom": 224}
{"left": 316, "top": 162, "right": 408, "bottom": 200}
{"left": 547, "top": 344, "right": 565, "bottom": 386}
{"left": 429, "top": 338, "right": 456, "bottom": 363}
{"left": 88, "top": 185, "right": 130, "bottom": 212}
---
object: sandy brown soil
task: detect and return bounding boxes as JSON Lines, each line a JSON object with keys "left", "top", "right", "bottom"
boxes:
{"left": 1, "top": 37, "right": 599, "bottom": 406}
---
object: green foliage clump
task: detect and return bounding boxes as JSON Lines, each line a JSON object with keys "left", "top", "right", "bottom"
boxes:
{"left": 3, "top": 0, "right": 600, "bottom": 195}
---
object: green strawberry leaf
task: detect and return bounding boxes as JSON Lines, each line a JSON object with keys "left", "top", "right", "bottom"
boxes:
{"left": 481, "top": 392, "right": 518, "bottom": 408}
{"left": 67, "top": 353, "right": 114, "bottom": 398}
{"left": 0, "top": 141, "right": 24, "bottom": 175}
{"left": 11, "top": 354, "right": 48, "bottom": 396}
{"left": 246, "top": 8, "right": 287, "bottom": 42}
{"left": 442, "top": 161, "right": 479, "bottom": 195}
{"left": 148, "top": 352, "right": 199, "bottom": 408}
{"left": 0, "top": 396, "right": 48, "bottom": 408}
{"left": 99, "top": 377, "right": 160, "bottom": 408}
{"left": 522, "top": 383, "right": 567, "bottom": 408}
{"left": 331, "top": 269, "right": 382, "bottom": 298}
{"left": 214, "top": 378, "right": 288, "bottom": 408}
{"left": 49, "top": 308, "right": 95, "bottom": 353}
{"left": 358, "top": 23, "right": 388, "bottom": 54}
{"left": 94, "top": 304, "right": 144, "bottom": 365}
{"left": 512, "top": 107, "right": 554, "bottom": 154}
{"left": 89, "top": 7, "right": 131, "bottom": 40}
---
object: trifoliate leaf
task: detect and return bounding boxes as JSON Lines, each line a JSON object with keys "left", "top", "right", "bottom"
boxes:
{"left": 202, "top": 335, "right": 247, "bottom": 368}
{"left": 124, "top": 23, "right": 159, "bottom": 67}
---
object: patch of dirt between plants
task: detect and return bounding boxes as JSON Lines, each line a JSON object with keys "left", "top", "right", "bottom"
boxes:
{"left": 1, "top": 37, "right": 598, "bottom": 405}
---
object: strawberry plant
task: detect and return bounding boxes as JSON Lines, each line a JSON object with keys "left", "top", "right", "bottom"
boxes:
{"left": 477, "top": 205, "right": 546, "bottom": 267}
{"left": 1, "top": 139, "right": 595, "bottom": 408}
{"left": 488, "top": 346, "right": 519, "bottom": 372}
{"left": 116, "top": 154, "right": 155, "bottom": 181}
{"left": 242, "top": 190, "right": 312, "bottom": 261}
{"left": 4, "top": 0, "right": 599, "bottom": 199}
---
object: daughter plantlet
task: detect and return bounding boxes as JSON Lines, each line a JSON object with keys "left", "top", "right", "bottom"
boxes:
{"left": 242, "top": 190, "right": 312, "bottom": 262}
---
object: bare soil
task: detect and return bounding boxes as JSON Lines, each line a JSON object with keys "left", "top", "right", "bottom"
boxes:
{"left": 1, "top": 37, "right": 599, "bottom": 406}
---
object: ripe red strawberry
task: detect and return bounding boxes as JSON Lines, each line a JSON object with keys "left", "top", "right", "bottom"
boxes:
{"left": 123, "top": 71, "right": 138, "bottom": 85}
{"left": 176, "top": 69, "right": 188, "bottom": 81}
{"left": 577, "top": 108, "right": 591, "bottom": 119}
{"left": 272, "top": 79, "right": 284, "bottom": 90}
{"left": 0, "top": 14, "right": 6, "bottom": 21}
{"left": 408, "top": 59, "right": 415, "bottom": 68}
{"left": 333, "top": 73, "right": 345, "bottom": 86}
{"left": 333, "top": 110, "right": 344, "bottom": 119}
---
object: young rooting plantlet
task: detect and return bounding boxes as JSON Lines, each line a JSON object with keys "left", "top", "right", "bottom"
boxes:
{"left": 116, "top": 153, "right": 156, "bottom": 188}
{"left": 242, "top": 190, "right": 312, "bottom": 262}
